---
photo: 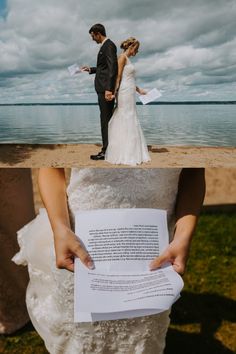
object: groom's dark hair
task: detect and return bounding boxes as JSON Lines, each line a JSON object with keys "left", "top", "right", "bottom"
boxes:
{"left": 89, "top": 23, "right": 106, "bottom": 36}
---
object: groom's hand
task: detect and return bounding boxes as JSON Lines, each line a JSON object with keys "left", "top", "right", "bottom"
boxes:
{"left": 105, "top": 90, "right": 114, "bottom": 101}
{"left": 81, "top": 66, "right": 90, "bottom": 73}
{"left": 53, "top": 226, "right": 94, "bottom": 272}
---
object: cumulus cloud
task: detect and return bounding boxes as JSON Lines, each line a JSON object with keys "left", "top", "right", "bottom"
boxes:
{"left": 0, "top": 0, "right": 236, "bottom": 102}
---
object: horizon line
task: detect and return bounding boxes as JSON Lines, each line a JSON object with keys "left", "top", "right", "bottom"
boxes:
{"left": 0, "top": 100, "right": 236, "bottom": 106}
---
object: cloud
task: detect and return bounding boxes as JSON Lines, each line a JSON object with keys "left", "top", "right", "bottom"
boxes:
{"left": 0, "top": 0, "right": 236, "bottom": 102}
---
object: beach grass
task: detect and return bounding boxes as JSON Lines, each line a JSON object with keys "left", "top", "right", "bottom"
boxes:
{"left": 0, "top": 211, "right": 235, "bottom": 354}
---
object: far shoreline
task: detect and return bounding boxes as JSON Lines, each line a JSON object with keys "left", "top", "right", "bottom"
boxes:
{"left": 0, "top": 101, "right": 236, "bottom": 106}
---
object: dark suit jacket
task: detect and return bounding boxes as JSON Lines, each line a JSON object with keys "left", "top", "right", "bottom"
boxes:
{"left": 90, "top": 39, "right": 118, "bottom": 93}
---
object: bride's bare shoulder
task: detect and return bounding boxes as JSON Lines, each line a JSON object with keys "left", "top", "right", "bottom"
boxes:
{"left": 118, "top": 53, "right": 127, "bottom": 63}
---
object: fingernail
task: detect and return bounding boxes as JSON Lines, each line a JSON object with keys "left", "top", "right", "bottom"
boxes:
{"left": 149, "top": 261, "right": 158, "bottom": 271}
{"left": 87, "top": 261, "right": 95, "bottom": 270}
{"left": 149, "top": 262, "right": 154, "bottom": 271}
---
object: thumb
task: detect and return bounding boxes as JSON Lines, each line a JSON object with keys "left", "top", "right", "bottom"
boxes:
{"left": 72, "top": 241, "right": 94, "bottom": 270}
{"left": 149, "top": 252, "right": 170, "bottom": 271}
{"left": 172, "top": 256, "right": 186, "bottom": 275}
{"left": 66, "top": 258, "right": 76, "bottom": 273}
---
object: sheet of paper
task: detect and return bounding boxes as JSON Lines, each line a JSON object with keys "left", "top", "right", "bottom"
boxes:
{"left": 68, "top": 63, "right": 81, "bottom": 76}
{"left": 139, "top": 88, "right": 162, "bottom": 104}
{"left": 74, "top": 208, "right": 183, "bottom": 322}
{"left": 75, "top": 265, "right": 183, "bottom": 322}
{"left": 75, "top": 208, "right": 168, "bottom": 272}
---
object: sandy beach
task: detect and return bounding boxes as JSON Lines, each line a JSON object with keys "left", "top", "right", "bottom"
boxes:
{"left": 30, "top": 168, "right": 236, "bottom": 212}
{"left": 0, "top": 144, "right": 235, "bottom": 167}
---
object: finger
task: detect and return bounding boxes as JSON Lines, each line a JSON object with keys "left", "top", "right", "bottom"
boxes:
{"left": 172, "top": 259, "right": 185, "bottom": 275}
{"left": 56, "top": 256, "right": 74, "bottom": 272}
{"left": 59, "top": 257, "right": 75, "bottom": 272}
{"left": 149, "top": 253, "right": 170, "bottom": 271}
{"left": 66, "top": 261, "right": 75, "bottom": 273}
{"left": 72, "top": 242, "right": 94, "bottom": 270}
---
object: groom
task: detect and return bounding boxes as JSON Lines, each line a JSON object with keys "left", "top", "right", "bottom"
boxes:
{"left": 82, "top": 24, "right": 118, "bottom": 160}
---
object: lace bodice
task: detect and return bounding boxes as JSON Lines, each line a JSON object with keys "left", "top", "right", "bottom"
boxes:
{"left": 119, "top": 56, "right": 136, "bottom": 91}
{"left": 14, "top": 168, "right": 182, "bottom": 354}
{"left": 67, "top": 168, "right": 181, "bottom": 237}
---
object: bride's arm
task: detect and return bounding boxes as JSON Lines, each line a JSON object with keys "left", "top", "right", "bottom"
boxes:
{"left": 38, "top": 168, "right": 94, "bottom": 272}
{"left": 150, "top": 168, "right": 205, "bottom": 274}
{"left": 136, "top": 86, "right": 147, "bottom": 95}
{"left": 114, "top": 54, "right": 127, "bottom": 94}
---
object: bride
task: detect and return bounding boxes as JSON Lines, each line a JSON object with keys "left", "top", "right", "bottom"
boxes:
{"left": 13, "top": 167, "right": 205, "bottom": 354}
{"left": 105, "top": 37, "right": 150, "bottom": 165}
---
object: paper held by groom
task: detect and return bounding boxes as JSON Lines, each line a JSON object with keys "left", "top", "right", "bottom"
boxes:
{"left": 74, "top": 208, "right": 183, "bottom": 322}
{"left": 68, "top": 63, "right": 86, "bottom": 76}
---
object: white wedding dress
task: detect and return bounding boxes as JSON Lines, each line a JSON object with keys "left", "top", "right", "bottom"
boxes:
{"left": 105, "top": 56, "right": 150, "bottom": 165}
{"left": 13, "top": 168, "right": 182, "bottom": 354}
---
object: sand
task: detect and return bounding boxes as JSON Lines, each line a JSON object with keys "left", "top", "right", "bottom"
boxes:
{"left": 30, "top": 168, "right": 236, "bottom": 213}
{"left": 0, "top": 144, "right": 235, "bottom": 167}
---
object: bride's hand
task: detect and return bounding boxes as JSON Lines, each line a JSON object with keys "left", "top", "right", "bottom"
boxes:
{"left": 149, "top": 238, "right": 191, "bottom": 275}
{"left": 136, "top": 86, "right": 147, "bottom": 95}
{"left": 139, "top": 88, "right": 148, "bottom": 95}
{"left": 53, "top": 226, "right": 94, "bottom": 272}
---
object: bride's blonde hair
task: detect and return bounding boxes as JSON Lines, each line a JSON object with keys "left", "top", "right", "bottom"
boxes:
{"left": 120, "top": 37, "right": 140, "bottom": 50}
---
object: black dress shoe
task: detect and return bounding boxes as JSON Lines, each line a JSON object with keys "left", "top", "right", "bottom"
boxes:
{"left": 90, "top": 153, "right": 105, "bottom": 160}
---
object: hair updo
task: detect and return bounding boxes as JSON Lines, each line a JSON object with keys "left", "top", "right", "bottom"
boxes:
{"left": 120, "top": 37, "right": 139, "bottom": 50}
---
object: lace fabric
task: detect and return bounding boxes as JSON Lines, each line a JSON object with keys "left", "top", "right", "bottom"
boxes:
{"left": 13, "top": 168, "right": 181, "bottom": 353}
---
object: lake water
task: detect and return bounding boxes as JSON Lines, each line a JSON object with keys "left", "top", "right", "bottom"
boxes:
{"left": 0, "top": 104, "right": 235, "bottom": 146}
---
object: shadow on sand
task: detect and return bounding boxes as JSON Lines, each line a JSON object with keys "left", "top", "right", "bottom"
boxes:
{"left": 0, "top": 144, "right": 57, "bottom": 165}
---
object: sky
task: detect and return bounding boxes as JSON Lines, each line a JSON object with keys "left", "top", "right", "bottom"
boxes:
{"left": 0, "top": 0, "right": 236, "bottom": 103}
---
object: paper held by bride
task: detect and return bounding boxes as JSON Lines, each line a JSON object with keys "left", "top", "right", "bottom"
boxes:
{"left": 74, "top": 208, "right": 183, "bottom": 322}
{"left": 139, "top": 88, "right": 162, "bottom": 104}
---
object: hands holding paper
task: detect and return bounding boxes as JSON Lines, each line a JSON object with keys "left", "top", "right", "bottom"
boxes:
{"left": 38, "top": 168, "right": 204, "bottom": 275}
{"left": 68, "top": 64, "right": 88, "bottom": 76}
{"left": 38, "top": 168, "right": 94, "bottom": 273}
{"left": 136, "top": 86, "right": 147, "bottom": 95}
{"left": 149, "top": 237, "right": 190, "bottom": 274}
{"left": 150, "top": 168, "right": 205, "bottom": 274}
{"left": 80, "top": 65, "right": 90, "bottom": 73}
{"left": 139, "top": 88, "right": 162, "bottom": 104}
{"left": 53, "top": 226, "right": 94, "bottom": 272}
{"left": 54, "top": 218, "right": 192, "bottom": 276}
{"left": 54, "top": 229, "right": 190, "bottom": 274}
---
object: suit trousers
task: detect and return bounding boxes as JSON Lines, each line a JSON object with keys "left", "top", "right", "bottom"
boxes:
{"left": 97, "top": 93, "right": 115, "bottom": 153}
